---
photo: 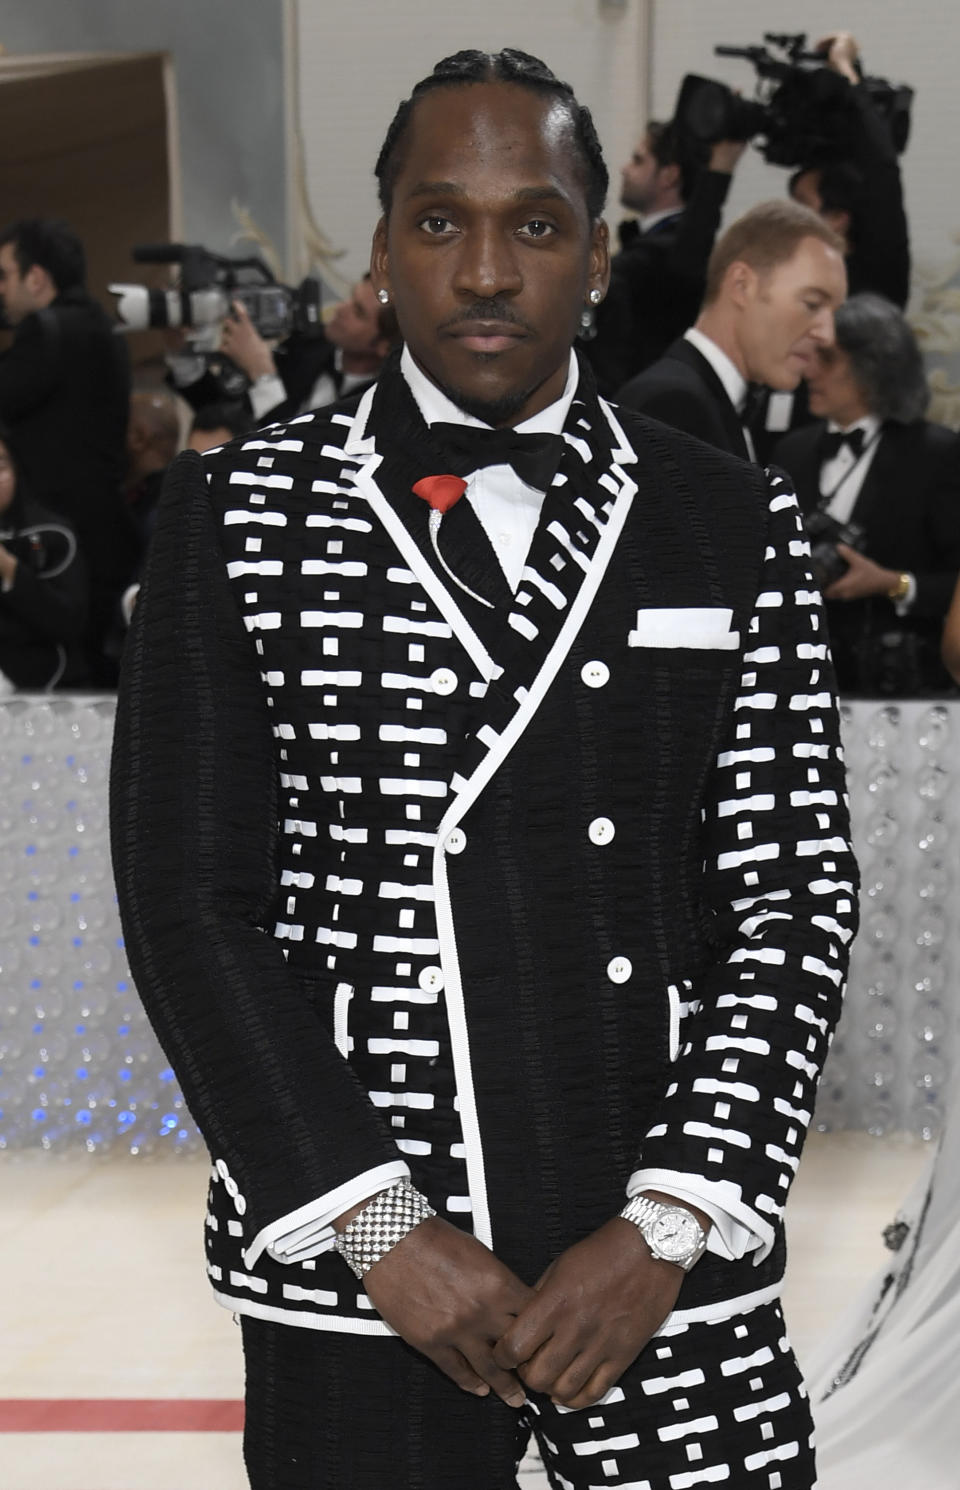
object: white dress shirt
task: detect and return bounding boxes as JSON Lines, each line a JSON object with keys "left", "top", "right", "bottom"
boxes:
{"left": 249, "top": 350, "right": 369, "bottom": 423}
{"left": 819, "top": 415, "right": 915, "bottom": 611}
{"left": 259, "top": 348, "right": 764, "bottom": 1268}
{"left": 819, "top": 414, "right": 882, "bottom": 525}
{"left": 683, "top": 328, "right": 757, "bottom": 462}
{"left": 637, "top": 207, "right": 683, "bottom": 234}
{"left": 400, "top": 344, "right": 577, "bottom": 591}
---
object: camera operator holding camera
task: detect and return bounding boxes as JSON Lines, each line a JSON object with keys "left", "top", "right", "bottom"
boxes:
{"left": 0, "top": 423, "right": 89, "bottom": 691}
{"left": 168, "top": 274, "right": 399, "bottom": 426}
{"left": 0, "top": 218, "right": 138, "bottom": 684}
{"left": 583, "top": 127, "right": 746, "bottom": 396}
{"left": 774, "top": 294, "right": 960, "bottom": 696}
{"left": 789, "top": 32, "right": 910, "bottom": 310}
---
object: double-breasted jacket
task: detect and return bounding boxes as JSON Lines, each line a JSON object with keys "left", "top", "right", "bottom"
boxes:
{"left": 111, "top": 358, "right": 858, "bottom": 1336}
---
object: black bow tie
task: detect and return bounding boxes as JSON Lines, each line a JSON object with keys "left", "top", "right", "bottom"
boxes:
{"left": 428, "top": 422, "right": 566, "bottom": 493}
{"left": 821, "top": 427, "right": 866, "bottom": 461}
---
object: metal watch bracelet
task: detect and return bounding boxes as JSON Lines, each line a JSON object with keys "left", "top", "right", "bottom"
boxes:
{"left": 332, "top": 1179, "right": 436, "bottom": 1279}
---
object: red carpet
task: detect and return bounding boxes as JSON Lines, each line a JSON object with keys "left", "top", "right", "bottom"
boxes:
{"left": 0, "top": 1399, "right": 244, "bottom": 1431}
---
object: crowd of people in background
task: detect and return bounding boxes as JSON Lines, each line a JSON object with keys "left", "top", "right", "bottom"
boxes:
{"left": 0, "top": 26, "right": 957, "bottom": 698}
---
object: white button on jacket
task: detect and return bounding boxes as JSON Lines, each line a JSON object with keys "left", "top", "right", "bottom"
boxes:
{"left": 607, "top": 956, "right": 633, "bottom": 985}
{"left": 588, "top": 817, "right": 615, "bottom": 845}
{"left": 430, "top": 668, "right": 458, "bottom": 696}
{"left": 418, "top": 965, "right": 444, "bottom": 993}
{"left": 581, "top": 660, "right": 610, "bottom": 688}
{"left": 444, "top": 828, "right": 467, "bottom": 855}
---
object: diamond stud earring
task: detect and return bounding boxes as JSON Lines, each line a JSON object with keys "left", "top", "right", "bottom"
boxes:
{"left": 377, "top": 289, "right": 390, "bottom": 305}
{"left": 588, "top": 288, "right": 602, "bottom": 305}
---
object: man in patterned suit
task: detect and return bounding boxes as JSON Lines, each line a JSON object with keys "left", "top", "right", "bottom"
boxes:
{"left": 112, "top": 48, "right": 857, "bottom": 1490}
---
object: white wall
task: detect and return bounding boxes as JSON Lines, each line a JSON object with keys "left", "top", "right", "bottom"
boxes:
{"left": 293, "top": 0, "right": 651, "bottom": 284}
{"left": 647, "top": 0, "right": 960, "bottom": 288}
{"left": 1, "top": 0, "right": 287, "bottom": 263}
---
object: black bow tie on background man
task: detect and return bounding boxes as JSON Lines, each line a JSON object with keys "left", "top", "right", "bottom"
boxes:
{"left": 820, "top": 427, "right": 867, "bottom": 461}
{"left": 428, "top": 422, "right": 567, "bottom": 493}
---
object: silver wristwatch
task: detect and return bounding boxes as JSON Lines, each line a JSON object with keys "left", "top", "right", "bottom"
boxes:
{"left": 620, "top": 1194, "right": 708, "bottom": 1271}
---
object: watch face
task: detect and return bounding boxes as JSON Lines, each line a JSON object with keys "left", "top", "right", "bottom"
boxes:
{"left": 649, "top": 1209, "right": 702, "bottom": 1261}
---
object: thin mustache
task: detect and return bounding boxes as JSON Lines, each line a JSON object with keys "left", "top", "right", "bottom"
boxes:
{"left": 440, "top": 303, "right": 532, "bottom": 334}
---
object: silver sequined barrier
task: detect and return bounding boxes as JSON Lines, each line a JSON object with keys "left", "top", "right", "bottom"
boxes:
{"left": 1, "top": 696, "right": 957, "bottom": 1155}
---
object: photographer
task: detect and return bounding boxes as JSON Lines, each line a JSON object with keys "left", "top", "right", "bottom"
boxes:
{"left": 0, "top": 218, "right": 137, "bottom": 682}
{"left": 0, "top": 424, "right": 89, "bottom": 690}
{"left": 584, "top": 127, "right": 746, "bottom": 396}
{"left": 168, "top": 274, "right": 399, "bottom": 425}
{"left": 789, "top": 32, "right": 910, "bottom": 308}
{"left": 774, "top": 294, "right": 960, "bottom": 696}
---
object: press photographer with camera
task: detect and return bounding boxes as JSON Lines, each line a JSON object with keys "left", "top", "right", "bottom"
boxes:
{"left": 0, "top": 218, "right": 137, "bottom": 683}
{"left": 154, "top": 269, "right": 399, "bottom": 426}
{"left": 113, "top": 243, "right": 395, "bottom": 424}
{"left": 215, "top": 274, "right": 399, "bottom": 424}
{"left": 670, "top": 30, "right": 913, "bottom": 459}
{"left": 0, "top": 424, "right": 89, "bottom": 691}
{"left": 789, "top": 32, "right": 910, "bottom": 310}
{"left": 773, "top": 294, "right": 960, "bottom": 696}
{"left": 583, "top": 125, "right": 746, "bottom": 396}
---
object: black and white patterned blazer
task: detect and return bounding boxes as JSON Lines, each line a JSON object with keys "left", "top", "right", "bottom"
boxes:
{"left": 111, "top": 355, "right": 858, "bottom": 1337}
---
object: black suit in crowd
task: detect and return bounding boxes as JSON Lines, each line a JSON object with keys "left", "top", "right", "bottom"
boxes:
{"left": 584, "top": 171, "right": 733, "bottom": 398}
{"left": 774, "top": 418, "right": 960, "bottom": 694}
{"left": 0, "top": 287, "right": 137, "bottom": 677}
{"left": 0, "top": 488, "right": 89, "bottom": 689}
{"left": 617, "top": 336, "right": 752, "bottom": 461}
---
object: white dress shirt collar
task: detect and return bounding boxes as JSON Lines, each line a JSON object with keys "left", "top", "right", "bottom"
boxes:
{"left": 825, "top": 413, "right": 882, "bottom": 441}
{"left": 400, "top": 344, "right": 579, "bottom": 436}
{"left": 683, "top": 328, "right": 749, "bottom": 416}
{"left": 638, "top": 207, "right": 683, "bottom": 234}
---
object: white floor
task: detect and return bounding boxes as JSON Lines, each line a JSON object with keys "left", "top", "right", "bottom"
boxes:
{"left": 1, "top": 1131, "right": 931, "bottom": 1490}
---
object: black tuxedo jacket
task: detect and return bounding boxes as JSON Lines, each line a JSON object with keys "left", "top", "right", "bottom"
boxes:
{"left": 774, "top": 418, "right": 960, "bottom": 692}
{"left": 584, "top": 171, "right": 732, "bottom": 397}
{"left": 0, "top": 289, "right": 138, "bottom": 604}
{"left": 111, "top": 355, "right": 857, "bottom": 1337}
{"left": 617, "top": 336, "right": 752, "bottom": 461}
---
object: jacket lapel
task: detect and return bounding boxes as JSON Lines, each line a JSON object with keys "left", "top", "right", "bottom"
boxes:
{"left": 849, "top": 425, "right": 896, "bottom": 529}
{"left": 670, "top": 340, "right": 751, "bottom": 461}
{"left": 344, "top": 385, "right": 504, "bottom": 687}
{"left": 344, "top": 360, "right": 639, "bottom": 802}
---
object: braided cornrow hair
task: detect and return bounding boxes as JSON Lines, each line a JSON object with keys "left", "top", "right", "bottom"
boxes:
{"left": 375, "top": 49, "right": 609, "bottom": 221}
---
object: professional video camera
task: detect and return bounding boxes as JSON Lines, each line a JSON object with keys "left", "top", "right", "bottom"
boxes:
{"left": 673, "top": 33, "right": 913, "bottom": 169}
{"left": 109, "top": 243, "right": 322, "bottom": 354}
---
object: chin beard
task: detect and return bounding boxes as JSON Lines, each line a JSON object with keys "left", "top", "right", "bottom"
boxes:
{"left": 431, "top": 372, "right": 543, "bottom": 428}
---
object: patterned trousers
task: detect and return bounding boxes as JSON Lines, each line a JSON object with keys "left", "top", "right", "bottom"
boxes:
{"left": 241, "top": 1298, "right": 816, "bottom": 1489}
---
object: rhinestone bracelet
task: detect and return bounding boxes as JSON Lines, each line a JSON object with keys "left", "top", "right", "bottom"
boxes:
{"left": 333, "top": 1180, "right": 436, "bottom": 1279}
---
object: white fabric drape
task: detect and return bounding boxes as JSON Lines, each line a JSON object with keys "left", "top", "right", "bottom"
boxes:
{"left": 807, "top": 1099, "right": 960, "bottom": 1487}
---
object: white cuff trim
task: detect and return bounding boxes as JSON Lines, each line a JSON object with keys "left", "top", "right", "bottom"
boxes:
{"left": 627, "top": 1168, "right": 775, "bottom": 1263}
{"left": 243, "top": 1160, "right": 410, "bottom": 1270}
{"left": 248, "top": 374, "right": 286, "bottom": 422}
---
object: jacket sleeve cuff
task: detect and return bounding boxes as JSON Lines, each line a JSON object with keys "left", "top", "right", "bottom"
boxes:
{"left": 626, "top": 1168, "right": 775, "bottom": 1263}
{"left": 243, "top": 1159, "right": 411, "bottom": 1269}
